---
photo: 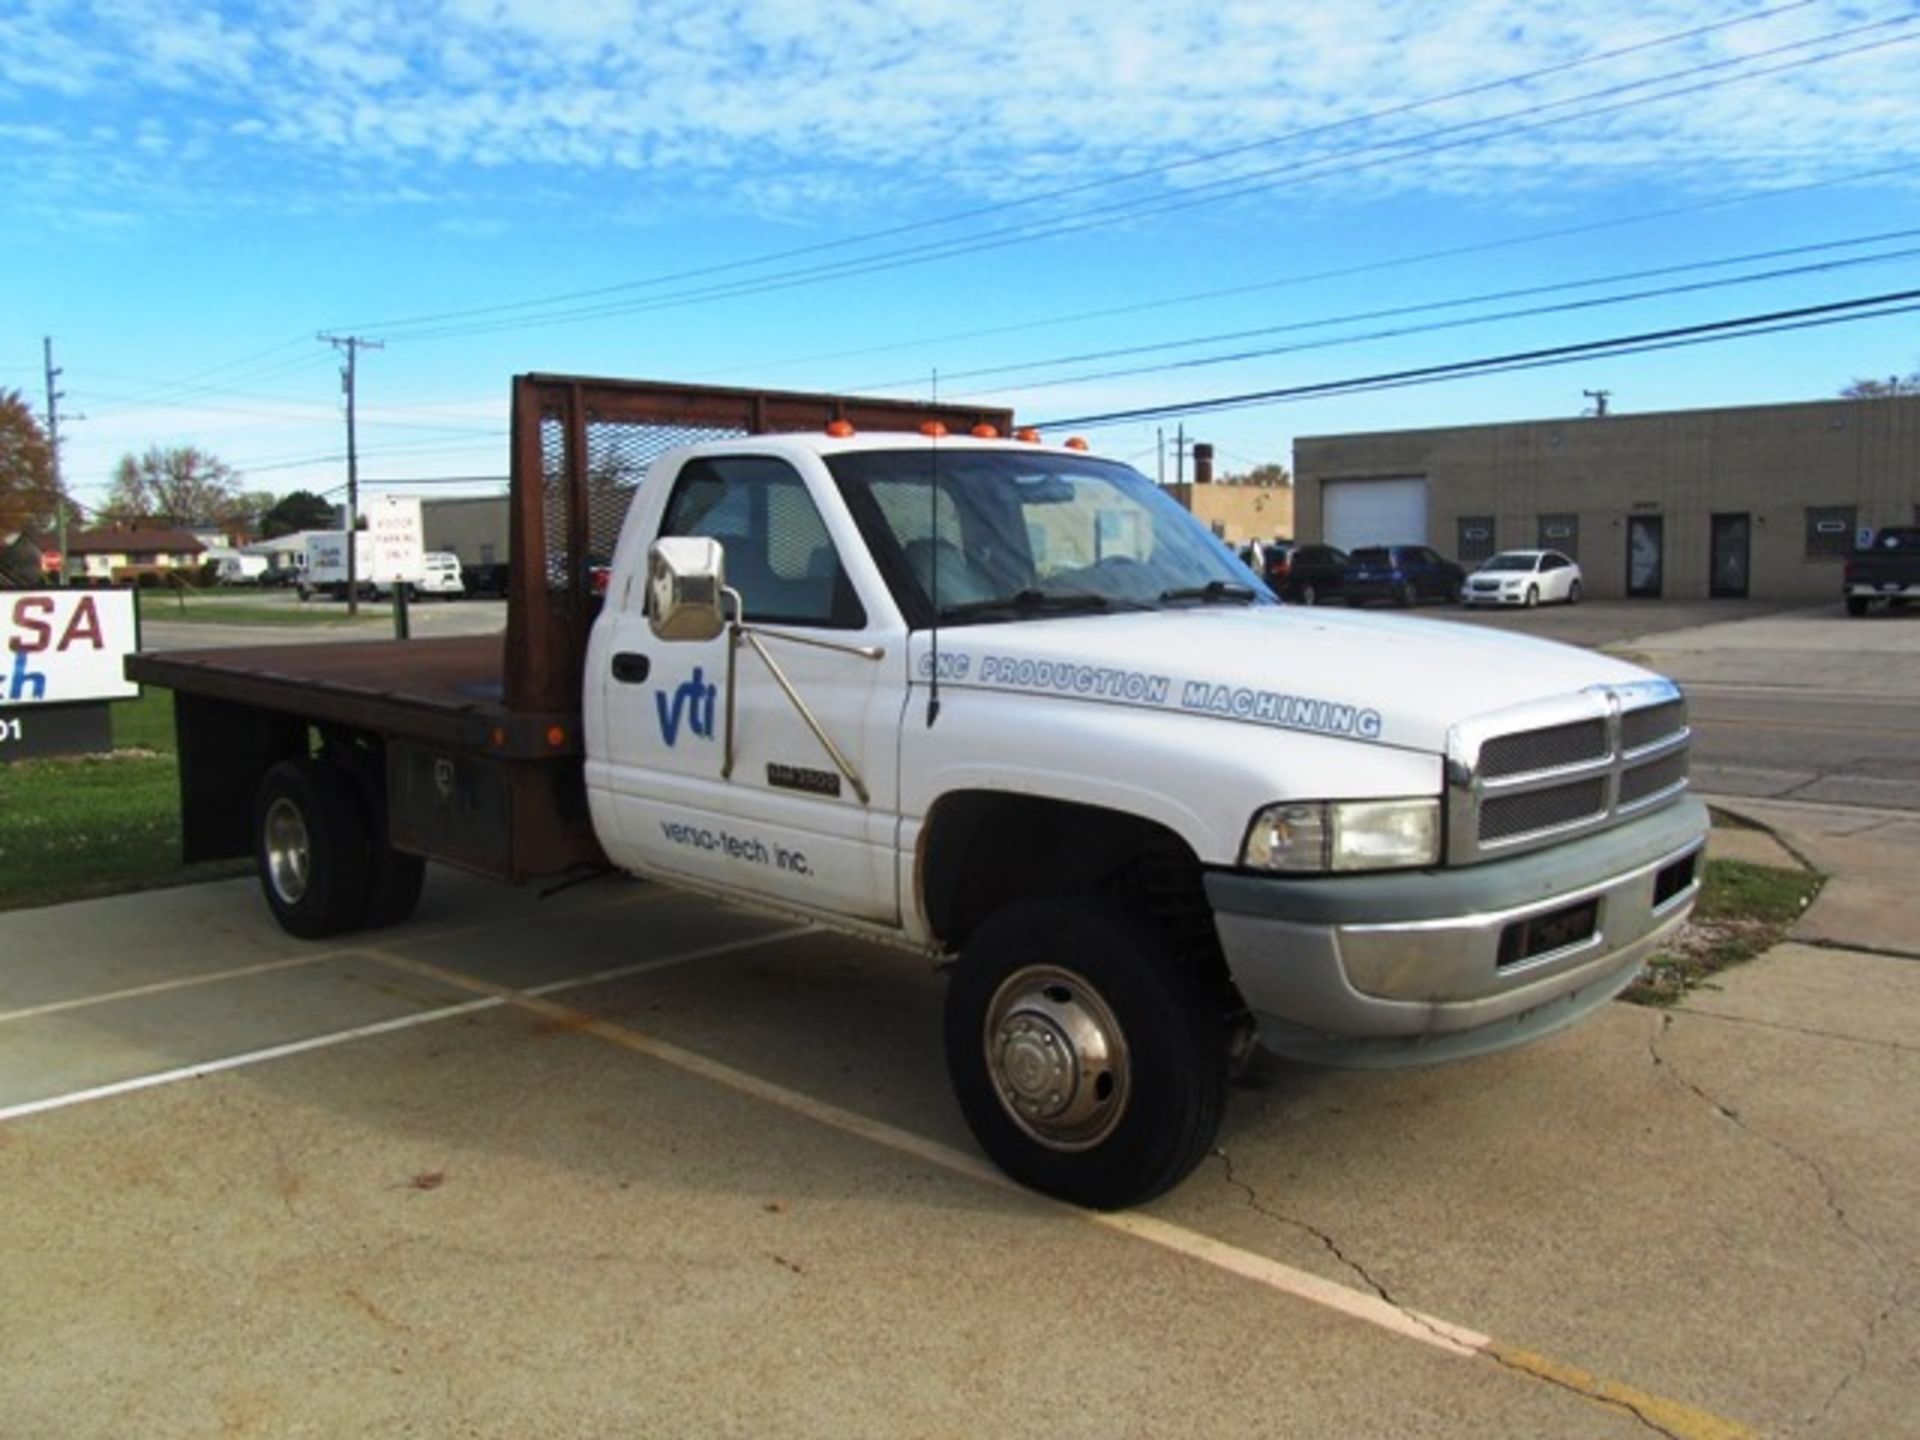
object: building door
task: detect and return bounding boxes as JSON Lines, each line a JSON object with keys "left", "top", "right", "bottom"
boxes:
{"left": 1323, "top": 477, "right": 1428, "bottom": 551}
{"left": 1627, "top": 516, "right": 1664, "bottom": 597}
{"left": 1710, "top": 513, "right": 1750, "bottom": 598}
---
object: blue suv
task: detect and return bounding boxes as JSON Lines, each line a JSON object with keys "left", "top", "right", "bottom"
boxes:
{"left": 1341, "top": 545, "right": 1466, "bottom": 608}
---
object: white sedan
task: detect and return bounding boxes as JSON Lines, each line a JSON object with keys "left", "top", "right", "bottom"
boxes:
{"left": 1461, "top": 549, "right": 1583, "bottom": 607}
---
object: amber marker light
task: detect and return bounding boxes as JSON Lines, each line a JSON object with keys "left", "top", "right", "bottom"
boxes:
{"left": 1065, "top": 436, "right": 1090, "bottom": 451}
{"left": 1015, "top": 427, "right": 1042, "bottom": 443}
{"left": 971, "top": 424, "right": 999, "bottom": 438}
{"left": 919, "top": 421, "right": 948, "bottom": 437}
{"left": 826, "top": 419, "right": 855, "bottom": 437}
{"left": 490, "top": 726, "right": 507, "bottom": 748}
{"left": 547, "top": 725, "right": 567, "bottom": 748}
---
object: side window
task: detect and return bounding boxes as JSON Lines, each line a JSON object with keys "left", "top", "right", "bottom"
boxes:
{"left": 660, "top": 456, "right": 865, "bottom": 629}
{"left": 1804, "top": 505, "right": 1856, "bottom": 560}
{"left": 1456, "top": 517, "right": 1495, "bottom": 565}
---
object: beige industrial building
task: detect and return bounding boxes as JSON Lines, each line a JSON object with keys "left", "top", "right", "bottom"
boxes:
{"left": 1292, "top": 394, "right": 1920, "bottom": 601}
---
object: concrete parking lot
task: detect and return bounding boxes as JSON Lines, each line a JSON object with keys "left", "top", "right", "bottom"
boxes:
{"left": 3, "top": 596, "right": 1916, "bottom": 1437}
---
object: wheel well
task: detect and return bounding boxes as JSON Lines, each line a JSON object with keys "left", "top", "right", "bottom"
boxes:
{"left": 920, "top": 793, "right": 1227, "bottom": 971}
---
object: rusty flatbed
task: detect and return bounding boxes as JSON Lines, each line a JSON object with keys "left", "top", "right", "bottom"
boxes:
{"left": 126, "top": 635, "right": 578, "bottom": 759}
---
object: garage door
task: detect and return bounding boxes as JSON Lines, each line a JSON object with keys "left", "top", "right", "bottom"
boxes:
{"left": 1323, "top": 477, "right": 1428, "bottom": 550}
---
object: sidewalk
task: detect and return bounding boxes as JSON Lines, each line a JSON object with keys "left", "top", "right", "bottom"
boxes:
{"left": 1704, "top": 794, "right": 1920, "bottom": 958}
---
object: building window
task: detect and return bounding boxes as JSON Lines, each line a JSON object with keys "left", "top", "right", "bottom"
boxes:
{"left": 1805, "top": 506, "right": 1857, "bottom": 559}
{"left": 1456, "top": 516, "right": 1495, "bottom": 565}
{"left": 1538, "top": 513, "right": 1579, "bottom": 560}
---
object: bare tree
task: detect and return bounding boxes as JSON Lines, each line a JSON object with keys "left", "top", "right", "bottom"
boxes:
{"left": 1840, "top": 371, "right": 1920, "bottom": 399}
{"left": 104, "top": 445, "right": 242, "bottom": 526}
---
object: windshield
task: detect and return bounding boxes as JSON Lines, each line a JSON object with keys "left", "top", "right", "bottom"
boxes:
{"left": 1479, "top": 552, "right": 1538, "bottom": 572}
{"left": 827, "top": 448, "right": 1271, "bottom": 623}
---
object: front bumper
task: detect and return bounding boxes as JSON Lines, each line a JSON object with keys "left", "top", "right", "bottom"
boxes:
{"left": 1204, "top": 797, "right": 1708, "bottom": 1069}
{"left": 1463, "top": 588, "right": 1525, "bottom": 606}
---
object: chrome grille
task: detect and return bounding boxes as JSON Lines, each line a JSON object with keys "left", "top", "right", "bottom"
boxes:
{"left": 1481, "top": 779, "right": 1608, "bottom": 841}
{"left": 1480, "top": 719, "right": 1609, "bottom": 778}
{"left": 1446, "top": 680, "right": 1691, "bottom": 864}
{"left": 1621, "top": 749, "right": 1690, "bottom": 808}
{"left": 1622, "top": 700, "right": 1686, "bottom": 752}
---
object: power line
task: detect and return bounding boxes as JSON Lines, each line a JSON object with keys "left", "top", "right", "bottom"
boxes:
{"left": 364, "top": 17, "right": 1920, "bottom": 344}
{"left": 700, "top": 155, "right": 1920, "bottom": 385}
{"left": 942, "top": 238, "right": 1920, "bottom": 399}
{"left": 858, "top": 226, "right": 1920, "bottom": 395}
{"left": 333, "top": 0, "right": 1824, "bottom": 340}
{"left": 1039, "top": 287, "right": 1920, "bottom": 428}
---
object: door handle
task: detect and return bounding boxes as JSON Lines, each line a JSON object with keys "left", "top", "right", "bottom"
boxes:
{"left": 611, "top": 652, "right": 651, "bottom": 684}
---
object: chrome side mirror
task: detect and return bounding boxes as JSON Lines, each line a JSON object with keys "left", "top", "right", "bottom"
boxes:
{"left": 646, "top": 537, "right": 728, "bottom": 642}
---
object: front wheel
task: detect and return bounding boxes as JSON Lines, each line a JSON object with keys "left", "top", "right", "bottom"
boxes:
{"left": 1298, "top": 582, "right": 1317, "bottom": 606}
{"left": 1846, "top": 595, "right": 1870, "bottom": 617}
{"left": 1396, "top": 582, "right": 1416, "bottom": 609}
{"left": 1524, "top": 585, "right": 1539, "bottom": 608}
{"left": 944, "top": 898, "right": 1229, "bottom": 1209}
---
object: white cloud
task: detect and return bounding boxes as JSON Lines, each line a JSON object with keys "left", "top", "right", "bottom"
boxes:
{"left": 3, "top": 0, "right": 1917, "bottom": 228}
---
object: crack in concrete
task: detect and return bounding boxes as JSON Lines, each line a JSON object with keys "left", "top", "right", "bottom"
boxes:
{"left": 1649, "top": 1014, "right": 1913, "bottom": 1438}
{"left": 1674, "top": 1005, "right": 1920, "bottom": 1055}
{"left": 1209, "top": 1151, "right": 1691, "bottom": 1439}
{"left": 1798, "top": 935, "right": 1920, "bottom": 965}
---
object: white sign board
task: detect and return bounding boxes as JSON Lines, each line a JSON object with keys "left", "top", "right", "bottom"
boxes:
{"left": 3, "top": 590, "right": 140, "bottom": 706}
{"left": 364, "top": 497, "right": 425, "bottom": 584}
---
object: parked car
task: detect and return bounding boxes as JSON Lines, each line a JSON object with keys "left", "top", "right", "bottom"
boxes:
{"left": 1342, "top": 545, "right": 1465, "bottom": 608}
{"left": 1462, "top": 549, "right": 1584, "bottom": 608}
{"left": 1278, "top": 543, "right": 1347, "bottom": 605}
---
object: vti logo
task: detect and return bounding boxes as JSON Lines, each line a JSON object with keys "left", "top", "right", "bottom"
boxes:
{"left": 656, "top": 666, "right": 718, "bottom": 746}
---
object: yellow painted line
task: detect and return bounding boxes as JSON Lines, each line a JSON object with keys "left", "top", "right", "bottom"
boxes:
{"left": 363, "top": 946, "right": 1762, "bottom": 1438}
{"left": 1488, "top": 1343, "right": 1760, "bottom": 1440}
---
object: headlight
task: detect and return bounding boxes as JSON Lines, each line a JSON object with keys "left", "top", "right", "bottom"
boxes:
{"left": 1241, "top": 798, "right": 1441, "bottom": 873}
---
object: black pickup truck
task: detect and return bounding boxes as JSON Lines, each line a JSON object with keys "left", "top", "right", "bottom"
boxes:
{"left": 1844, "top": 526, "right": 1920, "bottom": 616}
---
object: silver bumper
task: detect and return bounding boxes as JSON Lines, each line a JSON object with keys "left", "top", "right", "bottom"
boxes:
{"left": 1204, "top": 798, "right": 1708, "bottom": 1069}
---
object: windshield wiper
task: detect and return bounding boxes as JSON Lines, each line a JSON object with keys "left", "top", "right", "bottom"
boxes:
{"left": 1158, "top": 580, "right": 1257, "bottom": 606}
{"left": 938, "top": 589, "right": 1115, "bottom": 622}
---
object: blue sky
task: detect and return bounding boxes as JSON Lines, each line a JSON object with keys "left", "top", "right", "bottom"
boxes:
{"left": 4, "top": 0, "right": 1919, "bottom": 519}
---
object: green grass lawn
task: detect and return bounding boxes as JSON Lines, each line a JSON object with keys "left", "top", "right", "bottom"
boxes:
{"left": 140, "top": 589, "right": 376, "bottom": 627}
{"left": 1625, "top": 857, "right": 1825, "bottom": 1005}
{"left": 0, "top": 689, "right": 250, "bottom": 913}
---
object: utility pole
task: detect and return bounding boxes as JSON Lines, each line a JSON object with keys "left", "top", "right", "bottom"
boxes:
{"left": 319, "top": 334, "right": 382, "bottom": 615}
{"left": 1175, "top": 422, "right": 1187, "bottom": 486}
{"left": 1583, "top": 388, "right": 1611, "bottom": 418}
{"left": 42, "top": 338, "right": 69, "bottom": 586}
{"left": 1156, "top": 426, "right": 1165, "bottom": 485}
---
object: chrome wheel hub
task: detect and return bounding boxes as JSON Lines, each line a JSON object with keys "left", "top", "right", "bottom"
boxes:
{"left": 984, "top": 965, "right": 1130, "bottom": 1151}
{"left": 263, "top": 796, "right": 312, "bottom": 905}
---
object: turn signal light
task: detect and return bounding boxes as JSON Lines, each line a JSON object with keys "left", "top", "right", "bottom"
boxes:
{"left": 826, "top": 419, "right": 855, "bottom": 438}
{"left": 1065, "top": 436, "right": 1090, "bottom": 451}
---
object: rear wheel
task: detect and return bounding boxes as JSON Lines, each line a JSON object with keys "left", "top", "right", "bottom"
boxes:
{"left": 1846, "top": 596, "right": 1870, "bottom": 617}
{"left": 1567, "top": 580, "right": 1582, "bottom": 605}
{"left": 255, "top": 761, "right": 371, "bottom": 939}
{"left": 1298, "top": 582, "right": 1317, "bottom": 606}
{"left": 944, "top": 897, "right": 1229, "bottom": 1210}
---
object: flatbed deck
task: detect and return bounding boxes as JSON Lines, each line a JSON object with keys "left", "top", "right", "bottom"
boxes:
{"left": 127, "top": 635, "right": 578, "bottom": 757}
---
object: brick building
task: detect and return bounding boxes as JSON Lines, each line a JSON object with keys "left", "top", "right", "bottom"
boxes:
{"left": 1293, "top": 394, "right": 1920, "bottom": 601}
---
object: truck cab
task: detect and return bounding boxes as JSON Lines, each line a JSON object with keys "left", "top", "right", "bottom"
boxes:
{"left": 585, "top": 425, "right": 1705, "bottom": 1205}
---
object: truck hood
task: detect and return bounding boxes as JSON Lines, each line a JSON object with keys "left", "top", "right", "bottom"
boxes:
{"left": 925, "top": 606, "right": 1657, "bottom": 756}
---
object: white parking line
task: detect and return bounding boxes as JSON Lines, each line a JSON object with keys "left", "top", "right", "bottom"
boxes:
{"left": 0, "top": 997, "right": 504, "bottom": 1123}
